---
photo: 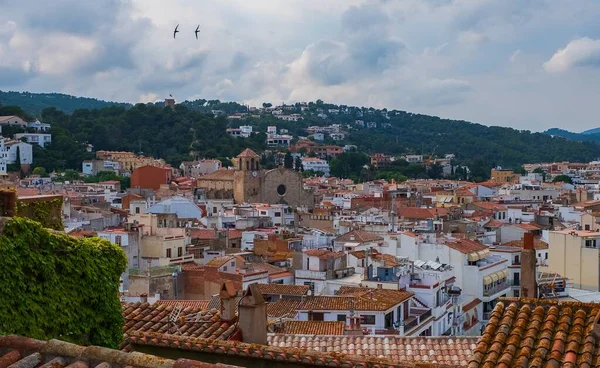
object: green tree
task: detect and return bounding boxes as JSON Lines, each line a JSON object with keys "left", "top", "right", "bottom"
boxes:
{"left": 262, "top": 102, "right": 272, "bottom": 108}
{"left": 330, "top": 152, "right": 370, "bottom": 179}
{"left": 552, "top": 174, "right": 573, "bottom": 184}
{"left": 32, "top": 166, "right": 48, "bottom": 177}
{"left": 284, "top": 152, "right": 293, "bottom": 169}
{"left": 294, "top": 156, "right": 303, "bottom": 171}
{"left": 532, "top": 167, "right": 547, "bottom": 181}
{"left": 0, "top": 217, "right": 126, "bottom": 348}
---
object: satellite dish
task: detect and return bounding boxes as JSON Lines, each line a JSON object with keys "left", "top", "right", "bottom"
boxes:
{"left": 307, "top": 290, "right": 312, "bottom": 296}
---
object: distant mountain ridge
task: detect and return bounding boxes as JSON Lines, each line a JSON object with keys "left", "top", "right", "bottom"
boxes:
{"left": 543, "top": 128, "right": 600, "bottom": 143}
{"left": 0, "top": 91, "right": 132, "bottom": 116}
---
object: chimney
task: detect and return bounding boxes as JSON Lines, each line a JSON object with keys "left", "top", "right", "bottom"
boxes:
{"left": 520, "top": 232, "right": 537, "bottom": 298}
{"left": 139, "top": 293, "right": 148, "bottom": 304}
{"left": 238, "top": 283, "right": 267, "bottom": 345}
{"left": 219, "top": 281, "right": 237, "bottom": 322}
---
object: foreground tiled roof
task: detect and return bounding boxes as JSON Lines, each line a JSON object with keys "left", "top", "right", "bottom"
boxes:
{"left": 154, "top": 300, "right": 211, "bottom": 310}
{"left": 276, "top": 321, "right": 346, "bottom": 335}
{"left": 257, "top": 283, "right": 309, "bottom": 296}
{"left": 0, "top": 335, "right": 239, "bottom": 368}
{"left": 268, "top": 335, "right": 477, "bottom": 366}
{"left": 122, "top": 302, "right": 235, "bottom": 341}
{"left": 126, "top": 332, "right": 467, "bottom": 368}
{"left": 266, "top": 299, "right": 302, "bottom": 318}
{"left": 469, "top": 298, "right": 600, "bottom": 368}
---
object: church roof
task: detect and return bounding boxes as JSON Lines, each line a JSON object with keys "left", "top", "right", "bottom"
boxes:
{"left": 236, "top": 148, "right": 259, "bottom": 158}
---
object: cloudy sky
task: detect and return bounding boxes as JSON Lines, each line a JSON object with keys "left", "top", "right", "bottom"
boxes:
{"left": 1, "top": 0, "right": 600, "bottom": 131}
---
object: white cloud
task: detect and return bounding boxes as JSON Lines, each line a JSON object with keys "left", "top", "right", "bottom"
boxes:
{"left": 543, "top": 37, "right": 600, "bottom": 73}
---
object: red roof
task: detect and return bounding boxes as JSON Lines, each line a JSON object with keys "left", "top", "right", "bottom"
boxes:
{"left": 305, "top": 249, "right": 344, "bottom": 260}
{"left": 334, "top": 230, "right": 383, "bottom": 243}
{"left": 446, "top": 239, "right": 488, "bottom": 254}
{"left": 398, "top": 207, "right": 448, "bottom": 220}
{"left": 472, "top": 201, "right": 507, "bottom": 211}
{"left": 236, "top": 148, "right": 259, "bottom": 158}
{"left": 190, "top": 228, "right": 217, "bottom": 240}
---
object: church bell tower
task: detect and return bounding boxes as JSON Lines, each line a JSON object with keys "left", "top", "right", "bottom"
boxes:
{"left": 233, "top": 149, "right": 261, "bottom": 204}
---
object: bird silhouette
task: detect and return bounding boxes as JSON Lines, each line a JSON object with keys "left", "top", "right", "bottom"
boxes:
{"left": 173, "top": 24, "right": 179, "bottom": 39}
{"left": 195, "top": 25, "right": 200, "bottom": 39}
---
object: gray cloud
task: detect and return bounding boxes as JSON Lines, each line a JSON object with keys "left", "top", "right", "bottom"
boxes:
{"left": 0, "top": 0, "right": 600, "bottom": 131}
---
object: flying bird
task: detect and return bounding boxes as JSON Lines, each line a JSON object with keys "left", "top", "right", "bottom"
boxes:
{"left": 173, "top": 24, "right": 179, "bottom": 39}
{"left": 195, "top": 25, "right": 200, "bottom": 39}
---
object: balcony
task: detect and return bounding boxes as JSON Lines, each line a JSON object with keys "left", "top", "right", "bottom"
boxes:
{"left": 483, "top": 281, "right": 511, "bottom": 297}
{"left": 169, "top": 254, "right": 194, "bottom": 264}
{"left": 403, "top": 308, "right": 433, "bottom": 335}
{"left": 295, "top": 269, "right": 327, "bottom": 281}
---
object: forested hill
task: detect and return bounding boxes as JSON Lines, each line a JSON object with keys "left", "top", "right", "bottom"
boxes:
{"left": 544, "top": 128, "right": 600, "bottom": 143}
{"left": 1, "top": 94, "right": 599, "bottom": 180}
{"left": 0, "top": 91, "right": 132, "bottom": 116}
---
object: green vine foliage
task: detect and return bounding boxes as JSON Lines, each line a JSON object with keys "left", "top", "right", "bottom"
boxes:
{"left": 0, "top": 217, "right": 127, "bottom": 348}
{"left": 16, "top": 198, "right": 64, "bottom": 230}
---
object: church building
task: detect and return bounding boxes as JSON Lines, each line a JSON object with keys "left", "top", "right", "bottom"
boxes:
{"left": 196, "top": 149, "right": 319, "bottom": 208}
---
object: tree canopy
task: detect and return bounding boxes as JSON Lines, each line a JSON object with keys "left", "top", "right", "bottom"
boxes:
{"left": 0, "top": 217, "right": 127, "bottom": 348}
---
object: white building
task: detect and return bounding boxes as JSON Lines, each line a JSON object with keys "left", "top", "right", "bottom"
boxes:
{"left": 312, "top": 133, "right": 325, "bottom": 141}
{"left": 397, "top": 234, "right": 510, "bottom": 331}
{"left": 267, "top": 126, "right": 277, "bottom": 135}
{"left": 15, "top": 133, "right": 52, "bottom": 148}
{"left": 405, "top": 155, "right": 424, "bottom": 163}
{"left": 0, "top": 140, "right": 8, "bottom": 175}
{"left": 301, "top": 157, "right": 330, "bottom": 176}
{"left": 4, "top": 140, "right": 32, "bottom": 165}
{"left": 267, "top": 134, "right": 292, "bottom": 147}
{"left": 27, "top": 120, "right": 51, "bottom": 132}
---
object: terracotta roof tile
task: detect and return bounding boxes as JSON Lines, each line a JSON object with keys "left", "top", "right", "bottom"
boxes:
{"left": 256, "top": 283, "right": 309, "bottom": 296}
{"left": 471, "top": 201, "right": 507, "bottom": 211}
{"left": 154, "top": 300, "right": 211, "bottom": 310}
{"left": 236, "top": 148, "right": 259, "bottom": 158}
{"left": 462, "top": 298, "right": 482, "bottom": 313}
{"left": 206, "top": 256, "right": 235, "bottom": 268}
{"left": 297, "top": 287, "right": 413, "bottom": 312}
{"left": 469, "top": 298, "right": 600, "bottom": 368}
{"left": 126, "top": 332, "right": 471, "bottom": 368}
{"left": 268, "top": 335, "right": 477, "bottom": 366}
{"left": 0, "top": 335, "right": 238, "bottom": 368}
{"left": 398, "top": 207, "right": 449, "bottom": 220}
{"left": 276, "top": 321, "right": 346, "bottom": 335}
{"left": 446, "top": 239, "right": 488, "bottom": 254}
{"left": 334, "top": 230, "right": 383, "bottom": 243}
{"left": 189, "top": 228, "right": 217, "bottom": 240}
{"left": 122, "top": 302, "right": 235, "bottom": 341}
{"left": 266, "top": 299, "right": 302, "bottom": 318}
{"left": 304, "top": 249, "right": 344, "bottom": 260}
{"left": 483, "top": 220, "right": 504, "bottom": 228}
{"left": 502, "top": 238, "right": 548, "bottom": 250}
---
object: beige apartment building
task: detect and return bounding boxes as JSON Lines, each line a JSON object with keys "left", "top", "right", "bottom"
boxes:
{"left": 96, "top": 150, "right": 165, "bottom": 171}
{"left": 548, "top": 229, "right": 600, "bottom": 291}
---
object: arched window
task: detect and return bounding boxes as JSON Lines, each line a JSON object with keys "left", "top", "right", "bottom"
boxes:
{"left": 246, "top": 160, "right": 250, "bottom": 170}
